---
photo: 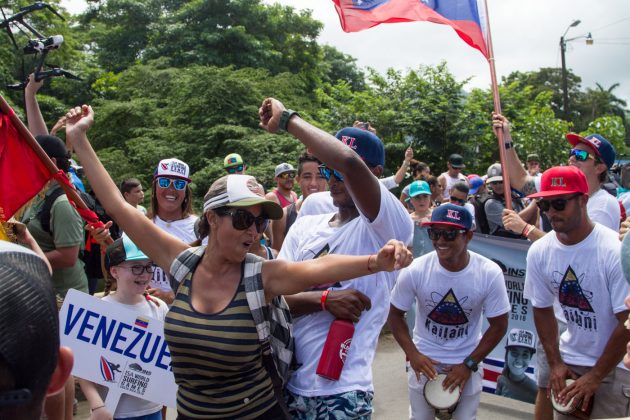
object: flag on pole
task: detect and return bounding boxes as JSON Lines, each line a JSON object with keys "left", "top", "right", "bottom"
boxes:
{"left": 333, "top": 0, "right": 489, "bottom": 58}
{"left": 0, "top": 111, "right": 53, "bottom": 221}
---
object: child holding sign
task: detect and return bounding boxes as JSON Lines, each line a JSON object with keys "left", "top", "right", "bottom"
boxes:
{"left": 79, "top": 236, "right": 168, "bottom": 420}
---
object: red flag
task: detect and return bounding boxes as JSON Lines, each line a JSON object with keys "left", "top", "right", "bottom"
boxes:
{"left": 333, "top": 0, "right": 489, "bottom": 59}
{"left": 0, "top": 111, "right": 53, "bottom": 220}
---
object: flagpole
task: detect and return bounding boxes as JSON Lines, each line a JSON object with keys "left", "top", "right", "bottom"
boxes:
{"left": 482, "top": 0, "right": 512, "bottom": 210}
{"left": 0, "top": 93, "right": 90, "bottom": 211}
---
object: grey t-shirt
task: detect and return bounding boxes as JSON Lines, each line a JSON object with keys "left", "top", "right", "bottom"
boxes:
{"left": 484, "top": 197, "right": 523, "bottom": 234}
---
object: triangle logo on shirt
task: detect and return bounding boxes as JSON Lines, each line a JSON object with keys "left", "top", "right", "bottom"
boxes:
{"left": 428, "top": 288, "right": 469, "bottom": 326}
{"left": 558, "top": 266, "right": 594, "bottom": 313}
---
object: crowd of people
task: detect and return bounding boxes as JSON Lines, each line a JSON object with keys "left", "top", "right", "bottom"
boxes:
{"left": 2, "top": 79, "right": 630, "bottom": 420}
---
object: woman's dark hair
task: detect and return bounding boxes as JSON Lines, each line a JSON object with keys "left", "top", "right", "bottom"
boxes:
{"left": 148, "top": 178, "right": 194, "bottom": 220}
{"left": 411, "top": 160, "right": 430, "bottom": 179}
{"left": 425, "top": 175, "right": 439, "bottom": 188}
{"left": 120, "top": 178, "right": 142, "bottom": 195}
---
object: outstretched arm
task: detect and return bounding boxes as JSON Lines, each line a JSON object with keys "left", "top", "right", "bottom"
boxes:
{"left": 492, "top": 113, "right": 535, "bottom": 194}
{"left": 64, "top": 105, "right": 188, "bottom": 272}
{"left": 24, "top": 74, "right": 49, "bottom": 137}
{"left": 259, "top": 98, "right": 382, "bottom": 221}
{"left": 393, "top": 147, "right": 413, "bottom": 185}
{"left": 262, "top": 239, "right": 412, "bottom": 299}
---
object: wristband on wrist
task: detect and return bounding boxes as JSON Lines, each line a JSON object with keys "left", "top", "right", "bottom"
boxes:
{"left": 522, "top": 224, "right": 533, "bottom": 237}
{"left": 91, "top": 405, "right": 105, "bottom": 413}
{"left": 504, "top": 142, "right": 513, "bottom": 150}
{"left": 279, "top": 109, "right": 299, "bottom": 132}
{"left": 321, "top": 289, "right": 330, "bottom": 311}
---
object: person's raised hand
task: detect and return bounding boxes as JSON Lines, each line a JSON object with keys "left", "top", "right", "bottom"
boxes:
{"left": 492, "top": 112, "right": 512, "bottom": 142}
{"left": 25, "top": 73, "right": 44, "bottom": 95}
{"left": 374, "top": 239, "right": 413, "bottom": 272}
{"left": 65, "top": 104, "right": 94, "bottom": 136}
{"left": 405, "top": 147, "right": 414, "bottom": 163}
{"left": 502, "top": 209, "right": 527, "bottom": 235}
{"left": 258, "top": 97, "right": 285, "bottom": 133}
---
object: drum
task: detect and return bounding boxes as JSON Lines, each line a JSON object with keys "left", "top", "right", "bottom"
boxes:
{"left": 551, "top": 379, "right": 593, "bottom": 420}
{"left": 423, "top": 373, "right": 462, "bottom": 416}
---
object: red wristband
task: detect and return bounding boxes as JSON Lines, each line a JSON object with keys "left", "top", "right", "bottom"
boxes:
{"left": 367, "top": 254, "right": 375, "bottom": 273}
{"left": 321, "top": 290, "right": 330, "bottom": 311}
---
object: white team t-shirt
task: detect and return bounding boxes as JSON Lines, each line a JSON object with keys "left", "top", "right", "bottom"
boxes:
{"left": 150, "top": 215, "right": 198, "bottom": 291}
{"left": 279, "top": 182, "right": 413, "bottom": 396}
{"left": 391, "top": 251, "right": 510, "bottom": 364}
{"left": 100, "top": 295, "right": 169, "bottom": 417}
{"left": 587, "top": 189, "right": 620, "bottom": 231}
{"left": 379, "top": 175, "right": 399, "bottom": 190}
{"left": 524, "top": 224, "right": 630, "bottom": 368}
{"left": 295, "top": 191, "right": 337, "bottom": 219}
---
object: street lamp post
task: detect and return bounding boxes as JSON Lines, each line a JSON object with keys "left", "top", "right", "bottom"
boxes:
{"left": 560, "top": 20, "right": 581, "bottom": 120}
{"left": 560, "top": 20, "right": 593, "bottom": 121}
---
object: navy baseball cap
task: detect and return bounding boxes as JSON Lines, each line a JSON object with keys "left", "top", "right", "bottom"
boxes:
{"left": 422, "top": 203, "right": 473, "bottom": 230}
{"left": 335, "top": 127, "right": 385, "bottom": 168}
{"left": 566, "top": 133, "right": 616, "bottom": 169}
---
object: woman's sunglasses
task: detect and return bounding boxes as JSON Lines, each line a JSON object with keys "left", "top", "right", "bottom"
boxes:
{"left": 226, "top": 165, "right": 244, "bottom": 174}
{"left": 569, "top": 148, "right": 596, "bottom": 162}
{"left": 536, "top": 194, "right": 581, "bottom": 212}
{"left": 157, "top": 177, "right": 188, "bottom": 190}
{"left": 318, "top": 165, "right": 344, "bottom": 182}
{"left": 215, "top": 208, "right": 269, "bottom": 233}
{"left": 427, "top": 228, "right": 467, "bottom": 241}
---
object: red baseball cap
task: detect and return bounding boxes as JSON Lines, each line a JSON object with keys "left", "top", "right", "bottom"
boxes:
{"left": 527, "top": 166, "right": 589, "bottom": 199}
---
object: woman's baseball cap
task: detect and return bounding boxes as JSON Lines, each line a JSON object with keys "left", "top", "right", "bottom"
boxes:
{"left": 202, "top": 175, "right": 283, "bottom": 219}
{"left": 154, "top": 158, "right": 191, "bottom": 182}
{"left": 505, "top": 328, "right": 536, "bottom": 352}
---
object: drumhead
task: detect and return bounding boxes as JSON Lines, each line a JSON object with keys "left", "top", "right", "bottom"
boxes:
{"left": 423, "top": 374, "right": 461, "bottom": 410}
{"left": 551, "top": 379, "right": 576, "bottom": 414}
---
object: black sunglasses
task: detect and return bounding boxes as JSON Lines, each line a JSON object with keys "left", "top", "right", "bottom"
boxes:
{"left": 120, "top": 264, "right": 155, "bottom": 275}
{"left": 215, "top": 208, "right": 269, "bottom": 233}
{"left": 450, "top": 197, "right": 466, "bottom": 205}
{"left": 536, "top": 194, "right": 581, "bottom": 212}
{"left": 427, "top": 228, "right": 467, "bottom": 241}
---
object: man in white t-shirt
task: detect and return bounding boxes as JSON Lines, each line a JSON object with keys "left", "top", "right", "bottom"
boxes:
{"left": 259, "top": 98, "right": 413, "bottom": 418}
{"left": 524, "top": 166, "right": 630, "bottom": 419}
{"left": 492, "top": 113, "right": 620, "bottom": 231}
{"left": 389, "top": 204, "right": 509, "bottom": 420}
{"left": 438, "top": 154, "right": 468, "bottom": 201}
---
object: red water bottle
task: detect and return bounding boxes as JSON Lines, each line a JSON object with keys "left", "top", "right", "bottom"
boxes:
{"left": 316, "top": 319, "right": 355, "bottom": 380}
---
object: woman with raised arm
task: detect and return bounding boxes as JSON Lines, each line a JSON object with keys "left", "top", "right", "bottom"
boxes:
{"left": 64, "top": 105, "right": 412, "bottom": 419}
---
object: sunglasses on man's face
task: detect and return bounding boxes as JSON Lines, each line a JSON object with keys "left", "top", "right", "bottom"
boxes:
{"left": 536, "top": 194, "right": 581, "bottom": 212}
{"left": 449, "top": 197, "right": 466, "bottom": 205}
{"left": 157, "top": 177, "right": 188, "bottom": 190}
{"left": 215, "top": 208, "right": 269, "bottom": 233}
{"left": 427, "top": 228, "right": 467, "bottom": 241}
{"left": 569, "top": 148, "right": 596, "bottom": 162}
{"left": 278, "top": 172, "right": 296, "bottom": 179}
{"left": 318, "top": 165, "right": 344, "bottom": 182}
{"left": 226, "top": 165, "right": 244, "bottom": 174}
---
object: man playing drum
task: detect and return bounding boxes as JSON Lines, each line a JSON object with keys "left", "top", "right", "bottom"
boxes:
{"left": 389, "top": 203, "right": 509, "bottom": 419}
{"left": 524, "top": 166, "right": 630, "bottom": 419}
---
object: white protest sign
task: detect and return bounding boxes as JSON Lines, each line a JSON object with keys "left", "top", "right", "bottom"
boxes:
{"left": 59, "top": 289, "right": 177, "bottom": 411}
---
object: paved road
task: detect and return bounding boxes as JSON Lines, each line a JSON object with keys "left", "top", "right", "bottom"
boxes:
{"left": 76, "top": 333, "right": 534, "bottom": 419}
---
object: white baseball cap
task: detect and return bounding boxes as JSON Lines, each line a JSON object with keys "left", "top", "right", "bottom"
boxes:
{"left": 154, "top": 158, "right": 191, "bottom": 182}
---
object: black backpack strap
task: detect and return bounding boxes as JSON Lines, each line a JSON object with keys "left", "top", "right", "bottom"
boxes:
{"left": 38, "top": 187, "right": 66, "bottom": 234}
